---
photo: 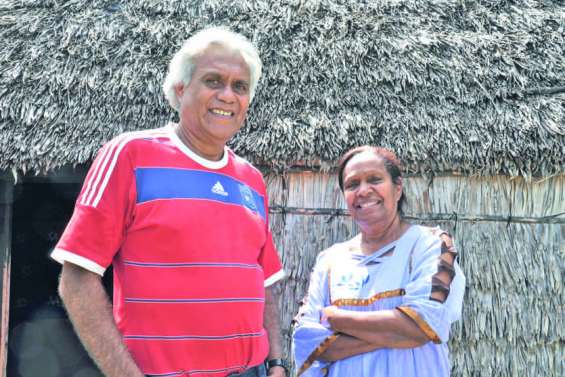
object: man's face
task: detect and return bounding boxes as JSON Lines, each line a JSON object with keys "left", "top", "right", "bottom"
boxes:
{"left": 176, "top": 47, "right": 251, "bottom": 146}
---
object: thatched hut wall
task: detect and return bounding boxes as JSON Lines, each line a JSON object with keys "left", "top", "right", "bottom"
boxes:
{"left": 265, "top": 171, "right": 563, "bottom": 376}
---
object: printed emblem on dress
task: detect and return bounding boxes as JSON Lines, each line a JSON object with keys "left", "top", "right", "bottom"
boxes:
{"left": 328, "top": 258, "right": 405, "bottom": 307}
{"left": 332, "top": 265, "right": 370, "bottom": 296}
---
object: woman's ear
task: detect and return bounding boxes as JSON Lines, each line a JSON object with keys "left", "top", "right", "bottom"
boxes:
{"left": 395, "top": 177, "right": 403, "bottom": 201}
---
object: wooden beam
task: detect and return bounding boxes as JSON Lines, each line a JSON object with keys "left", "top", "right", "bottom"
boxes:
{"left": 268, "top": 205, "right": 565, "bottom": 224}
{"left": 0, "top": 177, "right": 13, "bottom": 377}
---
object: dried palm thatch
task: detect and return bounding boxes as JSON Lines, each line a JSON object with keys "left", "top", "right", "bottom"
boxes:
{"left": 0, "top": 0, "right": 563, "bottom": 175}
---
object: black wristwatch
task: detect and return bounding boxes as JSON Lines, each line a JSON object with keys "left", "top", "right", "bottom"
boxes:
{"left": 266, "top": 358, "right": 289, "bottom": 374}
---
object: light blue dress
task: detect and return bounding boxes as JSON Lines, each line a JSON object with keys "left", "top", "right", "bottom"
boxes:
{"left": 292, "top": 225, "right": 465, "bottom": 377}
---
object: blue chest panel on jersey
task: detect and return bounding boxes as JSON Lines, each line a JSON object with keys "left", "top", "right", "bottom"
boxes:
{"left": 135, "top": 167, "right": 266, "bottom": 220}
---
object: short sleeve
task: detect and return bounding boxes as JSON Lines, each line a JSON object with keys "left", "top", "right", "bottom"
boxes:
{"left": 258, "top": 191, "right": 284, "bottom": 287}
{"left": 292, "top": 251, "right": 335, "bottom": 376}
{"left": 260, "top": 228, "right": 285, "bottom": 286}
{"left": 397, "top": 230, "right": 466, "bottom": 343}
{"left": 51, "top": 136, "right": 136, "bottom": 275}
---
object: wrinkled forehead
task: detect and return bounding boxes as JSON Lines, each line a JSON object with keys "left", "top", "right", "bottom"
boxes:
{"left": 193, "top": 44, "right": 251, "bottom": 76}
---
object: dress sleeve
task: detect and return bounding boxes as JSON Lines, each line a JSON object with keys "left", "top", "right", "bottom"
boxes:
{"left": 292, "top": 252, "right": 336, "bottom": 376}
{"left": 51, "top": 136, "right": 136, "bottom": 275}
{"left": 397, "top": 230, "right": 466, "bottom": 343}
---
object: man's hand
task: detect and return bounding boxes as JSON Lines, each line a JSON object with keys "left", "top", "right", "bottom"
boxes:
{"left": 267, "top": 365, "right": 286, "bottom": 377}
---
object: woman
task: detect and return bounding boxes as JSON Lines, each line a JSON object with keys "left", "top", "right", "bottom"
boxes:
{"left": 292, "top": 146, "right": 465, "bottom": 376}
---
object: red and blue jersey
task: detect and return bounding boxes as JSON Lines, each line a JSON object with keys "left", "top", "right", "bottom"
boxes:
{"left": 52, "top": 125, "right": 284, "bottom": 376}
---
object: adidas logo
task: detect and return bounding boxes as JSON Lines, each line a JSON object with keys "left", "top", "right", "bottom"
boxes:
{"left": 211, "top": 181, "right": 228, "bottom": 196}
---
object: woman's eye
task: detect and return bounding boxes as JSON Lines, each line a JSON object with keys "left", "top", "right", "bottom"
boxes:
{"left": 368, "top": 177, "right": 381, "bottom": 184}
{"left": 344, "top": 181, "right": 358, "bottom": 190}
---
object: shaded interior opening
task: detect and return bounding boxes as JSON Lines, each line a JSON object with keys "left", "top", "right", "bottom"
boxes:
{"left": 8, "top": 179, "right": 111, "bottom": 377}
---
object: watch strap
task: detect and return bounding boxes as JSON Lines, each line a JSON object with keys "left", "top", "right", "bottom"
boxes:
{"left": 266, "top": 358, "right": 289, "bottom": 373}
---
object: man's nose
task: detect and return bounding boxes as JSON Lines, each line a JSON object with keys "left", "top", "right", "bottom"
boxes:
{"left": 217, "top": 85, "right": 236, "bottom": 103}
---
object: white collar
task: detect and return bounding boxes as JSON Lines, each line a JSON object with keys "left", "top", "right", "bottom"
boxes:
{"left": 168, "top": 123, "right": 229, "bottom": 170}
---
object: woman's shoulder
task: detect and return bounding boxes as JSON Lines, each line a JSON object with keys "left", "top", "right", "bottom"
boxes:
{"left": 408, "top": 224, "right": 451, "bottom": 241}
{"left": 408, "top": 225, "right": 456, "bottom": 258}
{"left": 316, "top": 236, "right": 360, "bottom": 265}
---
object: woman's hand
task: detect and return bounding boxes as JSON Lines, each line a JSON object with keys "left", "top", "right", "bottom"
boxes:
{"left": 321, "top": 305, "right": 343, "bottom": 330}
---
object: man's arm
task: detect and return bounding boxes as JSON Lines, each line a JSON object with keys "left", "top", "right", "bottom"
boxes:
{"left": 59, "top": 262, "right": 145, "bottom": 377}
{"left": 263, "top": 285, "right": 286, "bottom": 377}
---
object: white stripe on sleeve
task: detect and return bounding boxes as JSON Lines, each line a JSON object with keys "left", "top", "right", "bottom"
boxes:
{"left": 81, "top": 137, "right": 121, "bottom": 206}
{"left": 90, "top": 134, "right": 137, "bottom": 208}
{"left": 81, "top": 130, "right": 168, "bottom": 208}
{"left": 51, "top": 248, "right": 106, "bottom": 276}
{"left": 264, "top": 269, "right": 286, "bottom": 287}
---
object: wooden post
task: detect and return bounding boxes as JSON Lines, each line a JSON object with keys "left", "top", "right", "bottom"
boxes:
{"left": 0, "top": 176, "right": 13, "bottom": 377}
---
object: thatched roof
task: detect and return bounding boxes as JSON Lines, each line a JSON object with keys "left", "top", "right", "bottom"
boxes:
{"left": 1, "top": 0, "right": 564, "bottom": 175}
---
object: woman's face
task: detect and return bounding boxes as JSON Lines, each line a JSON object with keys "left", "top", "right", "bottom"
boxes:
{"left": 342, "top": 152, "right": 402, "bottom": 231}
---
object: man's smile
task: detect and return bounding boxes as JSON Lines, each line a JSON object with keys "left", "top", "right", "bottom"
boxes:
{"left": 210, "top": 108, "right": 234, "bottom": 117}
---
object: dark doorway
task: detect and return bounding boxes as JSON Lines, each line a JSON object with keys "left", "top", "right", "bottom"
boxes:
{"left": 7, "top": 175, "right": 110, "bottom": 377}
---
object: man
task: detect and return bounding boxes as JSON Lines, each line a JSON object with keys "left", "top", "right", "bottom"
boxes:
{"left": 52, "top": 27, "right": 288, "bottom": 377}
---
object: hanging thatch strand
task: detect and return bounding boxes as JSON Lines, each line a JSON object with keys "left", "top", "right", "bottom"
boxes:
{"left": 0, "top": 0, "right": 563, "bottom": 176}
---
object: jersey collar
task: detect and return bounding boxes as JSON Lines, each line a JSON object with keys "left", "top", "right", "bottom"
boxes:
{"left": 168, "top": 123, "right": 229, "bottom": 170}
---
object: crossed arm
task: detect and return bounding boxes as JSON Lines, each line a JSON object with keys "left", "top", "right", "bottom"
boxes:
{"left": 318, "top": 306, "right": 430, "bottom": 361}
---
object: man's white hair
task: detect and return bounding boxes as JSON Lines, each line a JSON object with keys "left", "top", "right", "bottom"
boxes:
{"left": 163, "top": 27, "right": 263, "bottom": 111}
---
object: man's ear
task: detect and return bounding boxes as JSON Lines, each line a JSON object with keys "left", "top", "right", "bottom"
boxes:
{"left": 174, "top": 83, "right": 185, "bottom": 100}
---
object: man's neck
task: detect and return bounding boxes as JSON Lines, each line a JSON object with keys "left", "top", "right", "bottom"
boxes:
{"left": 175, "top": 124, "right": 225, "bottom": 161}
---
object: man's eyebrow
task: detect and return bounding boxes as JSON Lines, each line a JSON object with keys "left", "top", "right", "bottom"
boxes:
{"left": 200, "top": 71, "right": 222, "bottom": 77}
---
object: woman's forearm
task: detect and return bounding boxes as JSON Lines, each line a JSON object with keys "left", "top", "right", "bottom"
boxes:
{"left": 318, "top": 325, "right": 424, "bottom": 363}
{"left": 318, "top": 334, "right": 380, "bottom": 362}
{"left": 324, "top": 307, "right": 430, "bottom": 347}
